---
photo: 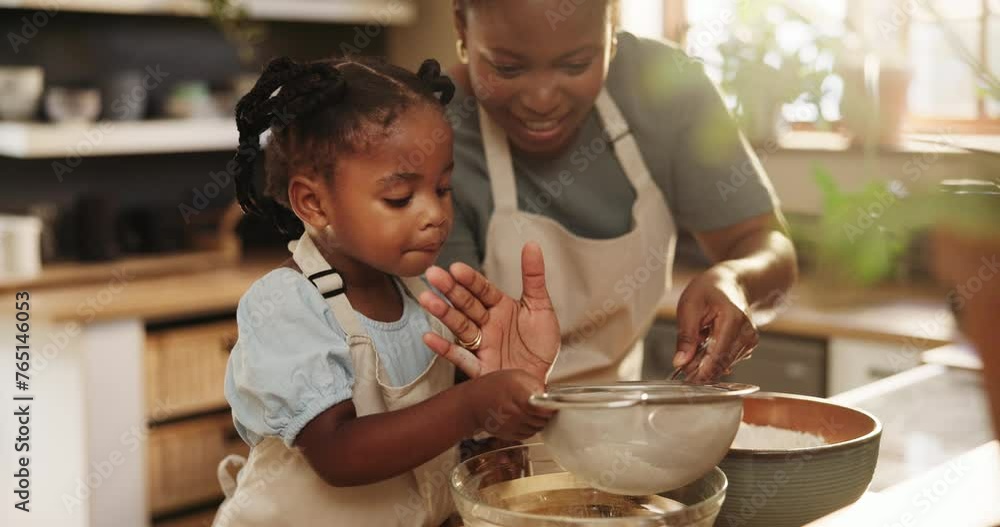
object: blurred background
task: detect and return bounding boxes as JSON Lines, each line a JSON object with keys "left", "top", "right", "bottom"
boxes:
{"left": 0, "top": 1, "right": 997, "bottom": 526}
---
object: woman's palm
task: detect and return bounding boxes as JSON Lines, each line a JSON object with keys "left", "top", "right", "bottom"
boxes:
{"left": 419, "top": 243, "right": 560, "bottom": 382}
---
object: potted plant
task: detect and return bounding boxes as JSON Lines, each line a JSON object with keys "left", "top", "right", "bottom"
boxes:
{"left": 206, "top": 0, "right": 265, "bottom": 65}
{"left": 716, "top": 5, "right": 834, "bottom": 143}
{"left": 201, "top": 0, "right": 267, "bottom": 117}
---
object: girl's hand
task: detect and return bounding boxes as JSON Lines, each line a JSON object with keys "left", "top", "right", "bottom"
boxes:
{"left": 673, "top": 266, "right": 759, "bottom": 383}
{"left": 419, "top": 243, "right": 560, "bottom": 382}
{"left": 468, "top": 370, "right": 553, "bottom": 441}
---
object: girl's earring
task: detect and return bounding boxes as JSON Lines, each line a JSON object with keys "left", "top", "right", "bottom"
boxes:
{"left": 320, "top": 224, "right": 342, "bottom": 250}
{"left": 456, "top": 39, "right": 469, "bottom": 64}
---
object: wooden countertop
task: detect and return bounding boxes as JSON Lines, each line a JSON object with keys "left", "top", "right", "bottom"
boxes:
{"left": 658, "top": 269, "right": 955, "bottom": 345}
{"left": 22, "top": 254, "right": 283, "bottom": 324}
{"left": 13, "top": 257, "right": 957, "bottom": 347}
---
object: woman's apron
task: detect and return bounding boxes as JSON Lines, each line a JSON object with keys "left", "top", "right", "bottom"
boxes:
{"left": 212, "top": 232, "right": 458, "bottom": 527}
{"left": 480, "top": 89, "right": 677, "bottom": 384}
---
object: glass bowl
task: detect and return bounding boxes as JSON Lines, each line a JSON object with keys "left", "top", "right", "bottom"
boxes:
{"left": 451, "top": 443, "right": 727, "bottom": 527}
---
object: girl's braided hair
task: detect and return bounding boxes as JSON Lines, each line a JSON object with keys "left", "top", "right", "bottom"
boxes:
{"left": 233, "top": 56, "right": 455, "bottom": 238}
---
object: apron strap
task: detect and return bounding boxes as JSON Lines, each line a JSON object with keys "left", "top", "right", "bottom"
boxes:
{"left": 291, "top": 231, "right": 387, "bottom": 414}
{"left": 595, "top": 89, "right": 630, "bottom": 141}
{"left": 594, "top": 89, "right": 655, "bottom": 191}
{"left": 291, "top": 232, "right": 367, "bottom": 338}
{"left": 478, "top": 106, "right": 519, "bottom": 214}
{"left": 479, "top": 90, "right": 656, "bottom": 215}
{"left": 217, "top": 454, "right": 247, "bottom": 499}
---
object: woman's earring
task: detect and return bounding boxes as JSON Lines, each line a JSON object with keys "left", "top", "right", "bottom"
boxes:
{"left": 456, "top": 39, "right": 469, "bottom": 64}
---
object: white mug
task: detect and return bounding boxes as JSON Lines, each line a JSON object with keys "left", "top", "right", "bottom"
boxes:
{"left": 0, "top": 215, "right": 43, "bottom": 279}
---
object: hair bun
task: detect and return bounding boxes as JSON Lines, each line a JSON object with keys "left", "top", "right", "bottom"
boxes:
{"left": 417, "top": 59, "right": 455, "bottom": 104}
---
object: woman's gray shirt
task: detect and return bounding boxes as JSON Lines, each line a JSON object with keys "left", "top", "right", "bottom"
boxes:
{"left": 437, "top": 32, "right": 779, "bottom": 269}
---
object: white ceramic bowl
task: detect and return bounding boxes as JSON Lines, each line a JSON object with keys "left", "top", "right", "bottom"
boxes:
{"left": 0, "top": 66, "right": 44, "bottom": 121}
{"left": 530, "top": 382, "right": 758, "bottom": 496}
{"left": 45, "top": 87, "right": 102, "bottom": 123}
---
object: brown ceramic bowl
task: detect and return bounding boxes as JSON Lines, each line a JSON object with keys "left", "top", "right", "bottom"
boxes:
{"left": 716, "top": 393, "right": 882, "bottom": 527}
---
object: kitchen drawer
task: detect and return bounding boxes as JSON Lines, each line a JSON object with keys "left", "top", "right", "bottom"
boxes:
{"left": 146, "top": 320, "right": 236, "bottom": 421}
{"left": 643, "top": 320, "right": 828, "bottom": 396}
{"left": 154, "top": 508, "right": 218, "bottom": 527}
{"left": 148, "top": 411, "right": 248, "bottom": 516}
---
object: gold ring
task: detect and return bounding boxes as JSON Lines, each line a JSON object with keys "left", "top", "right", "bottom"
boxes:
{"left": 457, "top": 329, "right": 482, "bottom": 351}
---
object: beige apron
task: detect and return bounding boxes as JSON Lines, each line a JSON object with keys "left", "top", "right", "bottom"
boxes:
{"left": 212, "top": 232, "right": 458, "bottom": 527}
{"left": 480, "top": 89, "right": 677, "bottom": 384}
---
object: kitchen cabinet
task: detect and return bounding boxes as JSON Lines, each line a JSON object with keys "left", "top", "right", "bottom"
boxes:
{"left": 148, "top": 411, "right": 246, "bottom": 516}
{"left": 146, "top": 319, "right": 236, "bottom": 422}
{"left": 144, "top": 316, "right": 243, "bottom": 523}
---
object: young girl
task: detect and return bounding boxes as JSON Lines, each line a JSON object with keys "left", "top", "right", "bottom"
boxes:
{"left": 212, "top": 56, "right": 555, "bottom": 527}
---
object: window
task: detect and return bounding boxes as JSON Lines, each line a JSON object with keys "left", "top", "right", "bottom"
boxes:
{"left": 621, "top": 0, "right": 1000, "bottom": 133}
{"left": 905, "top": 0, "right": 1000, "bottom": 129}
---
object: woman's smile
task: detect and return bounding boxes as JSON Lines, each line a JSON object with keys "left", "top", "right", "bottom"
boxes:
{"left": 511, "top": 111, "right": 575, "bottom": 151}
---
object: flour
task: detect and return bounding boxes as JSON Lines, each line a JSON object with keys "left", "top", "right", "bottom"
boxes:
{"left": 574, "top": 444, "right": 678, "bottom": 495}
{"left": 731, "top": 423, "right": 827, "bottom": 450}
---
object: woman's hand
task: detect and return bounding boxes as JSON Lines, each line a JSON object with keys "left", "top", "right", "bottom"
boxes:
{"left": 673, "top": 265, "right": 759, "bottom": 383}
{"left": 419, "top": 242, "right": 560, "bottom": 382}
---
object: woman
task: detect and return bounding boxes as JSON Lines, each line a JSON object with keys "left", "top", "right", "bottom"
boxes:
{"left": 428, "top": 0, "right": 797, "bottom": 384}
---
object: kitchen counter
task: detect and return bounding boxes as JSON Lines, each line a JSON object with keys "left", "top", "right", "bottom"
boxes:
{"left": 807, "top": 344, "right": 998, "bottom": 526}
{"left": 658, "top": 268, "right": 955, "bottom": 346}
{"left": 831, "top": 347, "right": 992, "bottom": 491}
{"left": 808, "top": 440, "right": 999, "bottom": 526}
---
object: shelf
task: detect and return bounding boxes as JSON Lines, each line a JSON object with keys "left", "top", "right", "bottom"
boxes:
{"left": 0, "top": 201, "right": 244, "bottom": 292}
{"left": 0, "top": 118, "right": 237, "bottom": 158}
{"left": 0, "top": 0, "right": 417, "bottom": 25}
